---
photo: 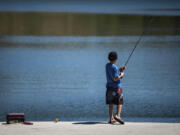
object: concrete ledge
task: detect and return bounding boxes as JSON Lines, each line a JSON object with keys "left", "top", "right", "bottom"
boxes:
{"left": 1, "top": 121, "right": 180, "bottom": 135}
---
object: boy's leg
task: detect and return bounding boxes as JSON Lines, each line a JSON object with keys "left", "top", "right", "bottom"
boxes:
{"left": 115, "top": 104, "right": 124, "bottom": 124}
{"left": 109, "top": 104, "right": 115, "bottom": 121}
{"left": 116, "top": 104, "right": 122, "bottom": 118}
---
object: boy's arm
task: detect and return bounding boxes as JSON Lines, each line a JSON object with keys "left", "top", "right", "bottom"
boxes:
{"left": 114, "top": 72, "right": 124, "bottom": 81}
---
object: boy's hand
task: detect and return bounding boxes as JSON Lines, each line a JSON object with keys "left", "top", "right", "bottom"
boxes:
{"left": 114, "top": 72, "right": 124, "bottom": 81}
{"left": 120, "top": 72, "right": 124, "bottom": 77}
{"left": 122, "top": 65, "right": 126, "bottom": 70}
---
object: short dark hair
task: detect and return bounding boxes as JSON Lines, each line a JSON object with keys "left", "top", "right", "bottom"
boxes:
{"left": 108, "top": 51, "right": 118, "bottom": 61}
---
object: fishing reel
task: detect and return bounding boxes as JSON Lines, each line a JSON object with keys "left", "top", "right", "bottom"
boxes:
{"left": 119, "top": 65, "right": 126, "bottom": 73}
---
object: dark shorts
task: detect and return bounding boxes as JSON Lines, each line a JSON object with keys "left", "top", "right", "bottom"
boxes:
{"left": 106, "top": 87, "right": 123, "bottom": 105}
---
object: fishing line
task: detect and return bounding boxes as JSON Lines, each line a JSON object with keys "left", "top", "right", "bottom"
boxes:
{"left": 124, "top": 17, "right": 154, "bottom": 67}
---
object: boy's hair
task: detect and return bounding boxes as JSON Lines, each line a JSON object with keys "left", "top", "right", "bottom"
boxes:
{"left": 108, "top": 51, "right": 118, "bottom": 61}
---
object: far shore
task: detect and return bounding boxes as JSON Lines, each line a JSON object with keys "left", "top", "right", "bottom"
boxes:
{"left": 0, "top": 12, "right": 179, "bottom": 36}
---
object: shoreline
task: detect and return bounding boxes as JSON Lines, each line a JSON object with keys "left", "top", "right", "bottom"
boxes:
{"left": 1, "top": 121, "right": 180, "bottom": 135}
{"left": 1, "top": 117, "right": 180, "bottom": 123}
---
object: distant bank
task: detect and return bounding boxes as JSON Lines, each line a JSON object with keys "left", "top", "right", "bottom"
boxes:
{"left": 0, "top": 0, "right": 180, "bottom": 16}
{"left": 0, "top": 12, "right": 180, "bottom": 36}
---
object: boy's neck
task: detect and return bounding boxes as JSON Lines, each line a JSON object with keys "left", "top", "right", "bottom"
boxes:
{"left": 110, "top": 61, "right": 115, "bottom": 64}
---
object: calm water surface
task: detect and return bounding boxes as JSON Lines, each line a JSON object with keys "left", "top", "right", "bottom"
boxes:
{"left": 0, "top": 36, "right": 180, "bottom": 121}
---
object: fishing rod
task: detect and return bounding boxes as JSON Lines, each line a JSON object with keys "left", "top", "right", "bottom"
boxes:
{"left": 119, "top": 17, "right": 154, "bottom": 72}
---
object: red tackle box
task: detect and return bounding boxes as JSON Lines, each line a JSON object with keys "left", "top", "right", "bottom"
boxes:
{"left": 6, "top": 113, "right": 25, "bottom": 124}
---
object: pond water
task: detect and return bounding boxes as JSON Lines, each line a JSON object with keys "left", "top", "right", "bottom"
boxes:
{"left": 0, "top": 2, "right": 180, "bottom": 121}
{"left": 0, "top": 35, "right": 180, "bottom": 121}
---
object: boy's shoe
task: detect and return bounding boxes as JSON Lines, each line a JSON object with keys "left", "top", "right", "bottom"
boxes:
{"left": 114, "top": 115, "right": 125, "bottom": 125}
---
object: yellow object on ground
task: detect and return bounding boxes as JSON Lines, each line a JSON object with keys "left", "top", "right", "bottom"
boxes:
{"left": 55, "top": 118, "right": 59, "bottom": 123}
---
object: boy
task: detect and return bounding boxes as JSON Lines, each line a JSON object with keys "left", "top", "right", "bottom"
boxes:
{"left": 106, "top": 51, "right": 125, "bottom": 124}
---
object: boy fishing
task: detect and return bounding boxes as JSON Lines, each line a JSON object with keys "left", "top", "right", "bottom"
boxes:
{"left": 106, "top": 51, "right": 125, "bottom": 124}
